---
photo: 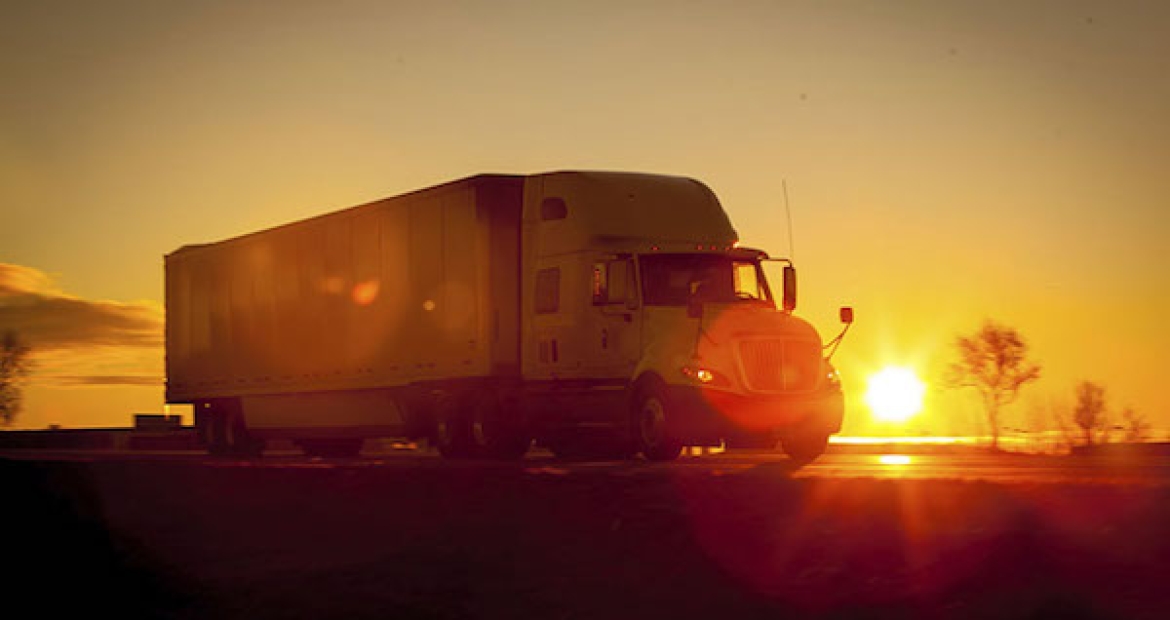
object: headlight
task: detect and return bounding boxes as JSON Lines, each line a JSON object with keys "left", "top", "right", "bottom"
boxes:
{"left": 681, "top": 365, "right": 731, "bottom": 387}
{"left": 824, "top": 363, "right": 842, "bottom": 390}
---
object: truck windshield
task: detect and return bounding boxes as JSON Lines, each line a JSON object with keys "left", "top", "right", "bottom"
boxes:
{"left": 639, "top": 254, "right": 772, "bottom": 306}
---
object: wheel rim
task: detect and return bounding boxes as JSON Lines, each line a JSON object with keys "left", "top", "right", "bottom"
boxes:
{"left": 639, "top": 396, "right": 667, "bottom": 448}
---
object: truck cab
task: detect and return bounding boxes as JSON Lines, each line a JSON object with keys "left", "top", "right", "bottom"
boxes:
{"left": 517, "top": 172, "right": 846, "bottom": 461}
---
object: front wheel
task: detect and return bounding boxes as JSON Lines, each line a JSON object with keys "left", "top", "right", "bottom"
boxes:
{"left": 780, "top": 426, "right": 829, "bottom": 466}
{"left": 632, "top": 384, "right": 682, "bottom": 462}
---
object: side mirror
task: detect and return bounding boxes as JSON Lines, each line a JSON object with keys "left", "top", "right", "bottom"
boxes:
{"left": 840, "top": 307, "right": 854, "bottom": 324}
{"left": 782, "top": 265, "right": 797, "bottom": 312}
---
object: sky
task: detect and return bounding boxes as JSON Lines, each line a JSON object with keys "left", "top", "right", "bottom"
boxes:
{"left": 2, "top": 0, "right": 1168, "bottom": 438}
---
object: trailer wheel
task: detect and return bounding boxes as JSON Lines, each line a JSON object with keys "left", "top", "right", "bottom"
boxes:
{"left": 632, "top": 384, "right": 682, "bottom": 462}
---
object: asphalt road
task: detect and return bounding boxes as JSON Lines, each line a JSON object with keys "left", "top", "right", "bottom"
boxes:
{"left": 3, "top": 447, "right": 1168, "bottom": 487}
{"left": 4, "top": 448, "right": 1168, "bottom": 619}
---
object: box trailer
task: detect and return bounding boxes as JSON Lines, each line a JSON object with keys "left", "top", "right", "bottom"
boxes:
{"left": 166, "top": 171, "right": 851, "bottom": 461}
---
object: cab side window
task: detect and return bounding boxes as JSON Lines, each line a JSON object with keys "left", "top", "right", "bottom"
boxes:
{"left": 592, "top": 260, "right": 631, "bottom": 305}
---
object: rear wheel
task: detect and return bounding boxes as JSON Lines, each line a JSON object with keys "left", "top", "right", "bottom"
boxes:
{"left": 632, "top": 384, "right": 682, "bottom": 462}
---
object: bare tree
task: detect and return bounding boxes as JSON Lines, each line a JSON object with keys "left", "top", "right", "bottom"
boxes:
{"left": 1, "top": 330, "right": 33, "bottom": 426}
{"left": 1073, "top": 380, "right": 1108, "bottom": 447}
{"left": 1121, "top": 406, "right": 1149, "bottom": 444}
{"left": 1041, "top": 396, "right": 1079, "bottom": 454}
{"left": 946, "top": 320, "right": 1041, "bottom": 450}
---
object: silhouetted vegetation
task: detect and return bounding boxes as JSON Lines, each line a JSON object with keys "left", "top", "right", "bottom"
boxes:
{"left": 1121, "top": 406, "right": 1151, "bottom": 443}
{"left": 1073, "top": 380, "right": 1109, "bottom": 447}
{"left": 946, "top": 320, "right": 1041, "bottom": 450}
{"left": 1, "top": 330, "right": 33, "bottom": 425}
{"left": 1027, "top": 387, "right": 1150, "bottom": 454}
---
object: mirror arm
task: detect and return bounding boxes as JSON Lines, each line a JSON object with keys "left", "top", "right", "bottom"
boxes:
{"left": 823, "top": 308, "right": 855, "bottom": 361}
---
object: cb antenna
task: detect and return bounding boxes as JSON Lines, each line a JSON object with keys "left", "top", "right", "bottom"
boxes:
{"left": 782, "top": 179, "right": 795, "bottom": 261}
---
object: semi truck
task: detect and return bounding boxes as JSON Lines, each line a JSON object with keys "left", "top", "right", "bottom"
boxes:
{"left": 165, "top": 171, "right": 852, "bottom": 461}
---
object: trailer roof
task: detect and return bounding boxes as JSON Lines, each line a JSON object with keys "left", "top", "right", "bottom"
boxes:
{"left": 167, "top": 173, "right": 524, "bottom": 258}
{"left": 166, "top": 170, "right": 729, "bottom": 259}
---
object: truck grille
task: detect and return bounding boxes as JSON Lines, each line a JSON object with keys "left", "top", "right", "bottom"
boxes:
{"left": 738, "top": 339, "right": 821, "bottom": 392}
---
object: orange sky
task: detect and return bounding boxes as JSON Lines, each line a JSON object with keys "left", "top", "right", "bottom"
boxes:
{"left": 2, "top": 1, "right": 1168, "bottom": 437}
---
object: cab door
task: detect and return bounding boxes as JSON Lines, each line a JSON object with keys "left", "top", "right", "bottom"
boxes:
{"left": 589, "top": 256, "right": 642, "bottom": 380}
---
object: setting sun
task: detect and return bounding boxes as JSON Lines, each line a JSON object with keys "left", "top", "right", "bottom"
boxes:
{"left": 865, "top": 367, "right": 926, "bottom": 423}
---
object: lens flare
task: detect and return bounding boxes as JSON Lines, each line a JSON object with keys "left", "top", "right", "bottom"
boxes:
{"left": 865, "top": 366, "right": 925, "bottom": 423}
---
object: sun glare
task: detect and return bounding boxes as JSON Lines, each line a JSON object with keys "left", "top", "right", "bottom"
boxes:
{"left": 865, "top": 366, "right": 925, "bottom": 423}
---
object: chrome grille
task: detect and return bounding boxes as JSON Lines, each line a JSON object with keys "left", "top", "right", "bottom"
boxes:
{"left": 738, "top": 339, "right": 821, "bottom": 392}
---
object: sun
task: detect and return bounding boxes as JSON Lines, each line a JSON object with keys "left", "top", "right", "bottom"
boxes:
{"left": 865, "top": 366, "right": 926, "bottom": 423}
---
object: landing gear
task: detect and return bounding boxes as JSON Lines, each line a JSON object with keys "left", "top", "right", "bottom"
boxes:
{"left": 434, "top": 391, "right": 473, "bottom": 459}
{"left": 434, "top": 388, "right": 530, "bottom": 460}
{"left": 204, "top": 400, "right": 265, "bottom": 457}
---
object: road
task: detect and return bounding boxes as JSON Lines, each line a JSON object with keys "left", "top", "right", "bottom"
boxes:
{"left": 4, "top": 448, "right": 1168, "bottom": 619}
{"left": 3, "top": 446, "right": 1168, "bottom": 487}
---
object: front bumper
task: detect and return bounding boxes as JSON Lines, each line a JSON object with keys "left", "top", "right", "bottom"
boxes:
{"left": 663, "top": 384, "right": 844, "bottom": 443}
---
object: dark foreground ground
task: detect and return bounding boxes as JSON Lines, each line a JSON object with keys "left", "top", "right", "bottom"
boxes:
{"left": 3, "top": 455, "right": 1168, "bottom": 619}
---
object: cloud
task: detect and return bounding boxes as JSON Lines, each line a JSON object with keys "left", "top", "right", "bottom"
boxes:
{"left": 42, "top": 375, "right": 163, "bottom": 387}
{"left": 0, "top": 263, "right": 61, "bottom": 297}
{"left": 28, "top": 346, "right": 162, "bottom": 390}
{"left": 0, "top": 263, "right": 162, "bottom": 350}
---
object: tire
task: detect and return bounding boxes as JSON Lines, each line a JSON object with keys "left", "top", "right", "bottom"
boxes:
{"left": 298, "top": 438, "right": 362, "bottom": 458}
{"left": 632, "top": 383, "right": 683, "bottom": 462}
{"left": 780, "top": 426, "right": 829, "bottom": 466}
